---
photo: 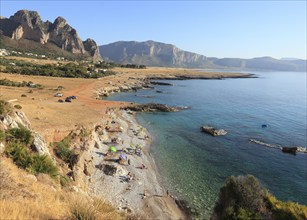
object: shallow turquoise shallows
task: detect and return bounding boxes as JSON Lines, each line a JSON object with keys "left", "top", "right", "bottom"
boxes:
{"left": 107, "top": 71, "right": 307, "bottom": 219}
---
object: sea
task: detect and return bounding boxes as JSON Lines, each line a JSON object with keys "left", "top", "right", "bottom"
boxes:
{"left": 106, "top": 71, "right": 307, "bottom": 219}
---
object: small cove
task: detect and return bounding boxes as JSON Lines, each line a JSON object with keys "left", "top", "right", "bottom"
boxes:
{"left": 106, "top": 71, "right": 307, "bottom": 219}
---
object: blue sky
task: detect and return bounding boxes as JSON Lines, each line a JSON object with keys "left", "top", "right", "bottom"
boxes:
{"left": 1, "top": 1, "right": 306, "bottom": 59}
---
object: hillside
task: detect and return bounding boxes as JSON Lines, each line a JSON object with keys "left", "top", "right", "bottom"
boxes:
{"left": 0, "top": 10, "right": 101, "bottom": 60}
{"left": 100, "top": 41, "right": 306, "bottom": 71}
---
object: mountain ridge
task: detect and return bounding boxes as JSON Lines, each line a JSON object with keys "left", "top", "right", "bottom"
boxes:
{"left": 100, "top": 40, "right": 306, "bottom": 71}
{"left": 0, "top": 10, "right": 101, "bottom": 60}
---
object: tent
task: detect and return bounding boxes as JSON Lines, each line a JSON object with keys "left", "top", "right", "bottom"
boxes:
{"left": 120, "top": 153, "right": 127, "bottom": 160}
{"left": 109, "top": 146, "right": 117, "bottom": 153}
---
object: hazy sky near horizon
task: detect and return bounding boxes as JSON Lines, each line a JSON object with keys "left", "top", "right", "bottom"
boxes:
{"left": 1, "top": 1, "right": 306, "bottom": 59}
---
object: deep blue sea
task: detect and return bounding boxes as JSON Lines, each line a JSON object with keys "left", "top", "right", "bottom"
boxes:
{"left": 107, "top": 71, "right": 307, "bottom": 219}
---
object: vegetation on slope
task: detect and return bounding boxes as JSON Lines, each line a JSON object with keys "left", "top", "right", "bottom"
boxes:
{"left": 0, "top": 58, "right": 116, "bottom": 78}
{"left": 0, "top": 78, "right": 43, "bottom": 88}
{"left": 0, "top": 101, "right": 126, "bottom": 219}
{"left": 212, "top": 175, "right": 307, "bottom": 220}
{"left": 3, "top": 126, "right": 58, "bottom": 178}
{"left": 0, "top": 99, "right": 12, "bottom": 115}
{"left": 0, "top": 158, "right": 125, "bottom": 220}
{"left": 53, "top": 136, "right": 79, "bottom": 169}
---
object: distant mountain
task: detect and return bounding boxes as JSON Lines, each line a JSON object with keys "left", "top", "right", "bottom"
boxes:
{"left": 100, "top": 41, "right": 306, "bottom": 71}
{"left": 280, "top": 57, "right": 301, "bottom": 61}
{"left": 100, "top": 40, "right": 215, "bottom": 68}
{"left": 0, "top": 10, "right": 101, "bottom": 60}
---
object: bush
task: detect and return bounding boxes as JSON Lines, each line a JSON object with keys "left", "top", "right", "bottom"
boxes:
{"left": 69, "top": 198, "right": 123, "bottom": 220}
{"left": 0, "top": 130, "right": 5, "bottom": 142}
{"left": 1, "top": 58, "right": 117, "bottom": 79}
{"left": 21, "top": 94, "right": 27, "bottom": 97}
{"left": 212, "top": 175, "right": 270, "bottom": 220}
{"left": 7, "top": 126, "right": 33, "bottom": 145}
{"left": 59, "top": 175, "right": 71, "bottom": 187}
{"left": 0, "top": 100, "right": 12, "bottom": 115}
{"left": 5, "top": 143, "right": 58, "bottom": 178}
{"left": 54, "top": 137, "right": 78, "bottom": 168}
{"left": 212, "top": 175, "right": 307, "bottom": 220}
{"left": 266, "top": 194, "right": 307, "bottom": 220}
{"left": 5, "top": 143, "right": 30, "bottom": 168}
{"left": 28, "top": 154, "right": 58, "bottom": 178}
{"left": 14, "top": 104, "right": 22, "bottom": 110}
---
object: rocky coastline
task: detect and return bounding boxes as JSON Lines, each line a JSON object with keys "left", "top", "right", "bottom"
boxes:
{"left": 96, "top": 73, "right": 256, "bottom": 98}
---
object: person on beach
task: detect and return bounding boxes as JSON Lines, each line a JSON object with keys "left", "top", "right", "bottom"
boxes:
{"left": 126, "top": 172, "right": 133, "bottom": 182}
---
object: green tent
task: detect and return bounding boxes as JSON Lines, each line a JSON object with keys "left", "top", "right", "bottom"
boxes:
{"left": 109, "top": 146, "right": 117, "bottom": 153}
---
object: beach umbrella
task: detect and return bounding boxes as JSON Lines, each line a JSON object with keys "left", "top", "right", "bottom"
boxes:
{"left": 120, "top": 153, "right": 127, "bottom": 160}
{"left": 109, "top": 146, "right": 117, "bottom": 153}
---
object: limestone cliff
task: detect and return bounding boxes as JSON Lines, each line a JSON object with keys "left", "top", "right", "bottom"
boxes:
{"left": 0, "top": 10, "right": 101, "bottom": 60}
{"left": 99, "top": 40, "right": 306, "bottom": 71}
{"left": 100, "top": 40, "right": 213, "bottom": 68}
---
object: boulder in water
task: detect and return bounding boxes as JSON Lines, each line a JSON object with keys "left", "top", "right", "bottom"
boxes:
{"left": 282, "top": 147, "right": 298, "bottom": 154}
{"left": 201, "top": 126, "right": 227, "bottom": 136}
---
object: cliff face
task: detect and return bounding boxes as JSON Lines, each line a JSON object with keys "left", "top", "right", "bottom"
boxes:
{"left": 100, "top": 41, "right": 306, "bottom": 71}
{"left": 100, "top": 40, "right": 213, "bottom": 68}
{"left": 0, "top": 10, "right": 101, "bottom": 60}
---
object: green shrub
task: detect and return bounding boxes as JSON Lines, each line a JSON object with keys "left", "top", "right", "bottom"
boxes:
{"left": 0, "top": 100, "right": 12, "bottom": 115}
{"left": 6, "top": 143, "right": 32, "bottom": 169}
{"left": 266, "top": 194, "right": 307, "bottom": 220}
{"left": 0, "top": 130, "right": 5, "bottom": 142}
{"left": 59, "top": 175, "right": 71, "bottom": 187}
{"left": 54, "top": 137, "right": 78, "bottom": 168}
{"left": 213, "top": 175, "right": 270, "bottom": 220}
{"left": 1, "top": 58, "right": 117, "bottom": 79}
{"left": 14, "top": 104, "right": 22, "bottom": 110}
{"left": 7, "top": 126, "right": 32, "bottom": 145}
{"left": 5, "top": 143, "right": 58, "bottom": 178}
{"left": 28, "top": 154, "right": 58, "bottom": 178}
{"left": 212, "top": 175, "right": 307, "bottom": 220}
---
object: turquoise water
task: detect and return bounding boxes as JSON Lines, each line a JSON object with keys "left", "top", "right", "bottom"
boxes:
{"left": 107, "top": 71, "right": 307, "bottom": 219}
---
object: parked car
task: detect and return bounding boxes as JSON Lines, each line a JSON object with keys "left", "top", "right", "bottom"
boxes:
{"left": 70, "top": 95, "right": 77, "bottom": 99}
{"left": 54, "top": 93, "right": 63, "bottom": 97}
{"left": 65, "top": 97, "right": 72, "bottom": 102}
{"left": 58, "top": 99, "right": 64, "bottom": 103}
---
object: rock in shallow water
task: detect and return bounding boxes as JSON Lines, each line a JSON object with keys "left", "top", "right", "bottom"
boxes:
{"left": 201, "top": 126, "right": 227, "bottom": 136}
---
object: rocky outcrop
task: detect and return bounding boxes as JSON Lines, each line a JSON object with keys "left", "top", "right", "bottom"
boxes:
{"left": 0, "top": 111, "right": 31, "bottom": 130}
{"left": 0, "top": 110, "right": 51, "bottom": 157}
{"left": 83, "top": 38, "right": 101, "bottom": 61}
{"left": 0, "top": 10, "right": 101, "bottom": 59}
{"left": 32, "top": 132, "right": 51, "bottom": 157}
{"left": 201, "top": 126, "right": 227, "bottom": 136}
{"left": 150, "top": 81, "right": 173, "bottom": 86}
{"left": 123, "top": 103, "right": 186, "bottom": 112}
{"left": 10, "top": 10, "right": 49, "bottom": 44}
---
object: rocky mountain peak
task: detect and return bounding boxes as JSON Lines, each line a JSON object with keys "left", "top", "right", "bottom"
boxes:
{"left": 1, "top": 9, "right": 101, "bottom": 60}
{"left": 83, "top": 38, "right": 101, "bottom": 60}
{"left": 11, "top": 10, "right": 43, "bottom": 29}
{"left": 53, "top": 16, "right": 67, "bottom": 28}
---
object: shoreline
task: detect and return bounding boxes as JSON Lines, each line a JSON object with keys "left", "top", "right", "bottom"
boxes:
{"left": 87, "top": 109, "right": 188, "bottom": 219}
{"left": 96, "top": 73, "right": 256, "bottom": 98}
